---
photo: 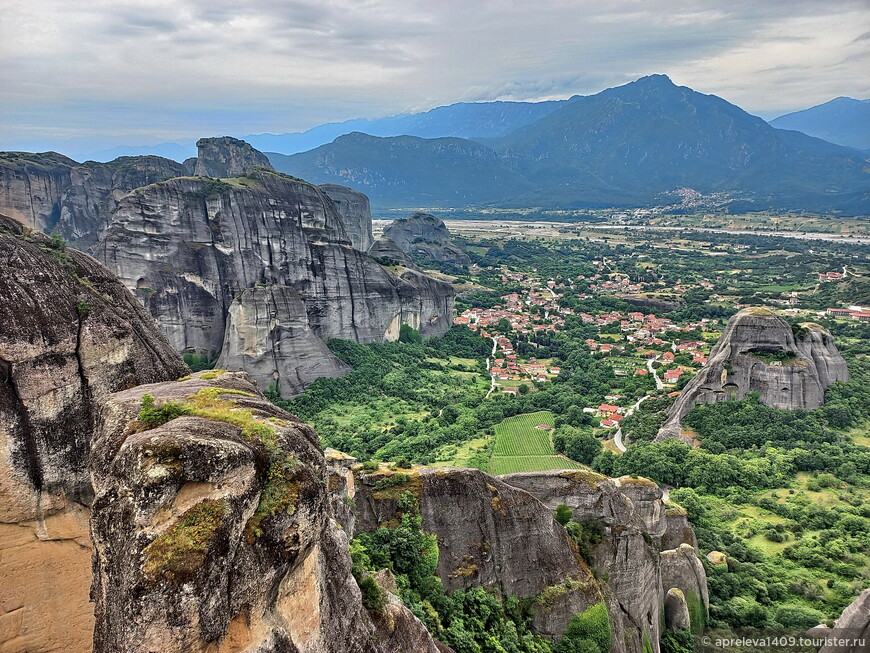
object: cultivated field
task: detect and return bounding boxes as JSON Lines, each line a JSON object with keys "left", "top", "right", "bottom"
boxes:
{"left": 488, "top": 411, "right": 582, "bottom": 475}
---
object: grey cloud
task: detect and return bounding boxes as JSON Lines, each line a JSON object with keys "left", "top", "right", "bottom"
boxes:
{"left": 1, "top": 0, "right": 867, "bottom": 150}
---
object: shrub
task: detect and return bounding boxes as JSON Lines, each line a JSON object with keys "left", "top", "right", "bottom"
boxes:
{"left": 555, "top": 504, "right": 573, "bottom": 526}
{"left": 555, "top": 602, "right": 611, "bottom": 653}
{"left": 137, "top": 394, "right": 191, "bottom": 429}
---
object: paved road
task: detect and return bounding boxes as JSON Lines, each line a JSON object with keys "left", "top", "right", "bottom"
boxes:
{"left": 613, "top": 394, "right": 652, "bottom": 452}
{"left": 484, "top": 336, "right": 499, "bottom": 399}
{"left": 647, "top": 355, "right": 664, "bottom": 390}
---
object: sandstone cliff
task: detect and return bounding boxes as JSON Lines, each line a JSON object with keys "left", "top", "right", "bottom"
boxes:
{"left": 215, "top": 286, "right": 350, "bottom": 397}
{"left": 382, "top": 212, "right": 471, "bottom": 267}
{"left": 320, "top": 183, "right": 373, "bottom": 251}
{"left": 0, "top": 151, "right": 186, "bottom": 246}
{"left": 90, "top": 371, "right": 449, "bottom": 653}
{"left": 94, "top": 170, "right": 455, "bottom": 377}
{"left": 658, "top": 307, "right": 849, "bottom": 441}
{"left": 0, "top": 214, "right": 187, "bottom": 653}
{"left": 367, "top": 234, "right": 420, "bottom": 269}
{"left": 501, "top": 471, "right": 709, "bottom": 645}
{"left": 349, "top": 465, "right": 708, "bottom": 652}
{"left": 193, "top": 136, "right": 274, "bottom": 178}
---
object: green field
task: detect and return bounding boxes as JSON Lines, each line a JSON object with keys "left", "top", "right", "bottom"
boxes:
{"left": 488, "top": 411, "right": 583, "bottom": 475}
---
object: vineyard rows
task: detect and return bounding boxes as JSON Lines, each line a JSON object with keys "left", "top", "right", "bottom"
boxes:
{"left": 489, "top": 411, "right": 583, "bottom": 475}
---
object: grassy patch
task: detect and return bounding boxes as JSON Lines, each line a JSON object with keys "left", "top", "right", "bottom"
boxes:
{"left": 143, "top": 499, "right": 226, "bottom": 582}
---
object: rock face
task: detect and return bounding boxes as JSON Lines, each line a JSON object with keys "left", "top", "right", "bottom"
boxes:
{"left": 382, "top": 212, "right": 471, "bottom": 267}
{"left": 193, "top": 136, "right": 274, "bottom": 178}
{"left": 352, "top": 467, "right": 605, "bottom": 642}
{"left": 350, "top": 466, "right": 708, "bottom": 651}
{"left": 500, "top": 471, "right": 708, "bottom": 647}
{"left": 0, "top": 152, "right": 186, "bottom": 245}
{"left": 90, "top": 371, "right": 448, "bottom": 653}
{"left": 368, "top": 234, "right": 419, "bottom": 269}
{"left": 663, "top": 589, "right": 691, "bottom": 631}
{"left": 319, "top": 183, "right": 373, "bottom": 251}
{"left": 660, "top": 544, "right": 709, "bottom": 628}
{"left": 0, "top": 214, "right": 187, "bottom": 653}
{"left": 658, "top": 308, "right": 849, "bottom": 441}
{"left": 819, "top": 589, "right": 870, "bottom": 653}
{"left": 215, "top": 286, "right": 349, "bottom": 398}
{"left": 94, "top": 170, "right": 455, "bottom": 367}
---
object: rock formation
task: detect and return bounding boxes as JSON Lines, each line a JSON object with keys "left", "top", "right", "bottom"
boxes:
{"left": 90, "top": 371, "right": 450, "bottom": 653}
{"left": 193, "top": 136, "right": 274, "bottom": 178}
{"left": 382, "top": 212, "right": 471, "bottom": 267}
{"left": 658, "top": 307, "right": 849, "bottom": 441}
{"left": 367, "top": 234, "right": 419, "bottom": 269}
{"left": 819, "top": 589, "right": 870, "bottom": 653}
{"left": 0, "top": 152, "right": 186, "bottom": 246}
{"left": 94, "top": 169, "right": 455, "bottom": 374}
{"left": 663, "top": 589, "right": 691, "bottom": 631}
{"left": 0, "top": 214, "right": 187, "bottom": 653}
{"left": 0, "top": 140, "right": 457, "bottom": 395}
{"left": 351, "top": 466, "right": 605, "bottom": 642}
{"left": 348, "top": 465, "right": 709, "bottom": 651}
{"left": 500, "top": 471, "right": 709, "bottom": 642}
{"left": 320, "top": 183, "right": 373, "bottom": 251}
{"left": 215, "top": 286, "right": 350, "bottom": 397}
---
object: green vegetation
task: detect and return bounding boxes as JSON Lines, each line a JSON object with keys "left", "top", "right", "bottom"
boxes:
{"left": 182, "top": 353, "right": 216, "bottom": 372}
{"left": 281, "top": 225, "right": 870, "bottom": 644}
{"left": 553, "top": 602, "right": 611, "bottom": 653}
{"left": 143, "top": 499, "right": 226, "bottom": 581}
{"left": 137, "top": 393, "right": 191, "bottom": 429}
{"left": 191, "top": 178, "right": 233, "bottom": 198}
{"left": 490, "top": 412, "right": 583, "bottom": 475}
{"left": 555, "top": 504, "right": 572, "bottom": 526}
{"left": 750, "top": 350, "right": 799, "bottom": 366}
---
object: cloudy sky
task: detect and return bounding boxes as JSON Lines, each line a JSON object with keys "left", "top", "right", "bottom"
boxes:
{"left": 1, "top": 0, "right": 868, "bottom": 157}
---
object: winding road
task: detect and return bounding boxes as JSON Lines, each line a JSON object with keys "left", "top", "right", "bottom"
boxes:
{"left": 484, "top": 336, "right": 499, "bottom": 399}
{"left": 612, "top": 394, "right": 652, "bottom": 452}
{"left": 647, "top": 355, "right": 664, "bottom": 390}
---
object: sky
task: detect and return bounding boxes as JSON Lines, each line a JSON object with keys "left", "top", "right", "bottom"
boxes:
{"left": 1, "top": 0, "right": 868, "bottom": 158}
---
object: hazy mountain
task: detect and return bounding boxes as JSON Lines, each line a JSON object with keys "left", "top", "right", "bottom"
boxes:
{"left": 76, "top": 99, "right": 572, "bottom": 162}
{"left": 247, "top": 100, "right": 573, "bottom": 153}
{"left": 270, "top": 75, "right": 870, "bottom": 214}
{"left": 269, "top": 132, "right": 533, "bottom": 207}
{"left": 770, "top": 97, "right": 870, "bottom": 151}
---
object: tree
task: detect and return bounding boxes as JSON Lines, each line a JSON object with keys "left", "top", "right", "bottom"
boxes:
{"left": 555, "top": 504, "right": 572, "bottom": 526}
{"left": 399, "top": 323, "right": 423, "bottom": 344}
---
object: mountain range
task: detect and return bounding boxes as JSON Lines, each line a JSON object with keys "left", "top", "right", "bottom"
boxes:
{"left": 270, "top": 75, "right": 870, "bottom": 214}
{"left": 83, "top": 99, "right": 574, "bottom": 162}
{"left": 770, "top": 97, "right": 870, "bottom": 151}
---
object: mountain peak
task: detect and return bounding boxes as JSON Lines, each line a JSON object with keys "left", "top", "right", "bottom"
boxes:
{"left": 632, "top": 74, "right": 677, "bottom": 89}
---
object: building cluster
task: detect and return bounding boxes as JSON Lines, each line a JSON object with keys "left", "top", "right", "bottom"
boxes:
{"left": 826, "top": 307, "right": 870, "bottom": 322}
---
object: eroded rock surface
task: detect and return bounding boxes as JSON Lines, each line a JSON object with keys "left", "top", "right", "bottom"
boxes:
{"left": 193, "top": 136, "right": 274, "bottom": 178}
{"left": 382, "top": 212, "right": 471, "bottom": 267}
{"left": 351, "top": 465, "right": 687, "bottom": 651}
{"left": 0, "top": 152, "right": 185, "bottom": 246}
{"left": 819, "top": 589, "right": 870, "bottom": 653}
{"left": 0, "top": 214, "right": 186, "bottom": 653}
{"left": 368, "top": 234, "right": 419, "bottom": 269}
{"left": 215, "top": 286, "right": 349, "bottom": 398}
{"left": 90, "top": 371, "right": 448, "bottom": 653}
{"left": 320, "top": 183, "right": 373, "bottom": 251}
{"left": 94, "top": 170, "right": 455, "bottom": 361}
{"left": 658, "top": 307, "right": 849, "bottom": 441}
